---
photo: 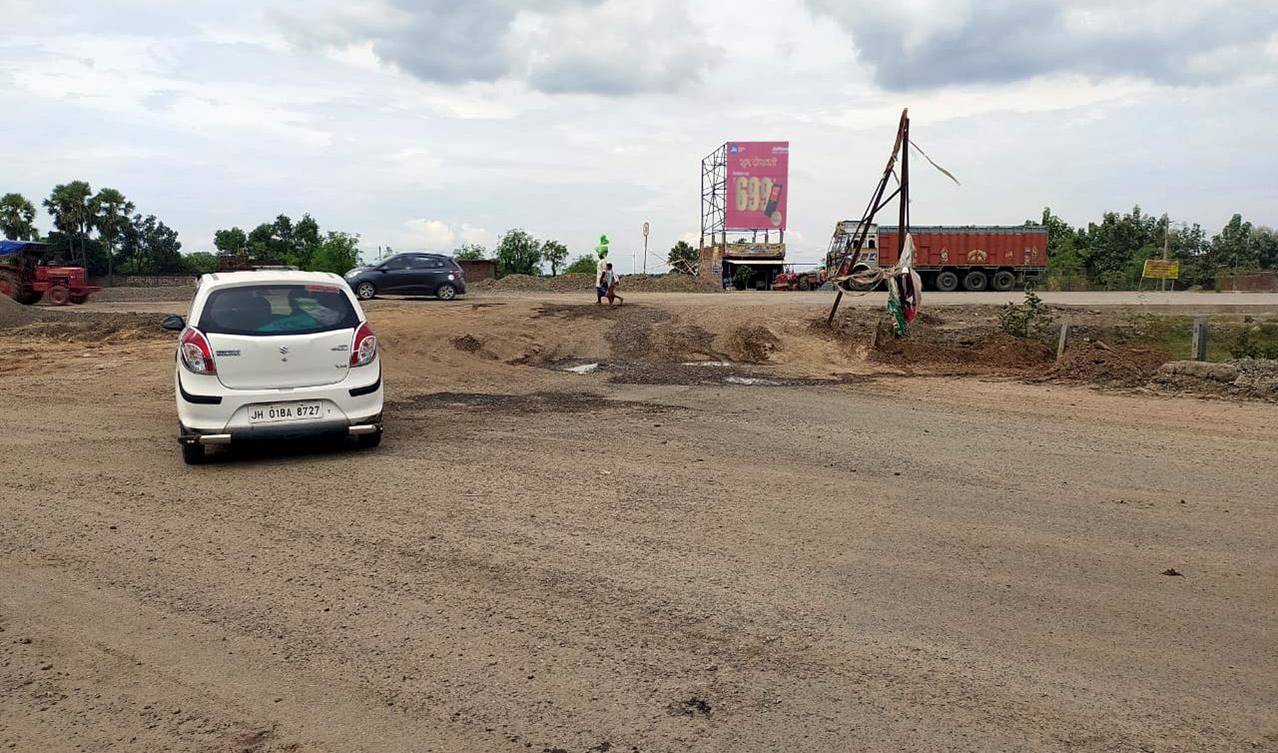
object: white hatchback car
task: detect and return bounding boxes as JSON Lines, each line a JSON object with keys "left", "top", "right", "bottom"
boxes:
{"left": 162, "top": 271, "right": 384, "bottom": 464}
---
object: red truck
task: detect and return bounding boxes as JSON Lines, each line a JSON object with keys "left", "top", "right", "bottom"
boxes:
{"left": 877, "top": 225, "right": 1048, "bottom": 291}
{"left": 0, "top": 241, "right": 99, "bottom": 305}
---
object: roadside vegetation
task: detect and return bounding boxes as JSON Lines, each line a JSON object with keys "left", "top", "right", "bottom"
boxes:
{"left": 1036, "top": 207, "right": 1277, "bottom": 291}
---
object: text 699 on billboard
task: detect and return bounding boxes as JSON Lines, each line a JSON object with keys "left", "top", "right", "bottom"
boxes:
{"left": 725, "top": 141, "right": 789, "bottom": 230}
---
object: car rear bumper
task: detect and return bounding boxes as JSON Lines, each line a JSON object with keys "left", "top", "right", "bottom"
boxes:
{"left": 180, "top": 417, "right": 382, "bottom": 445}
{"left": 175, "top": 365, "right": 384, "bottom": 439}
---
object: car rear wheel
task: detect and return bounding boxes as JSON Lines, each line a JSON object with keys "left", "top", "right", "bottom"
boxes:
{"left": 962, "top": 270, "right": 989, "bottom": 291}
{"left": 182, "top": 443, "right": 205, "bottom": 465}
{"left": 436, "top": 283, "right": 457, "bottom": 301}
{"left": 355, "top": 281, "right": 376, "bottom": 300}
{"left": 991, "top": 270, "right": 1017, "bottom": 291}
{"left": 935, "top": 270, "right": 959, "bottom": 292}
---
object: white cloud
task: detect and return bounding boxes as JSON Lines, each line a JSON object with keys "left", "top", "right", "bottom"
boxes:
{"left": 398, "top": 219, "right": 457, "bottom": 250}
{"left": 0, "top": 0, "right": 1274, "bottom": 269}
{"left": 390, "top": 220, "right": 493, "bottom": 252}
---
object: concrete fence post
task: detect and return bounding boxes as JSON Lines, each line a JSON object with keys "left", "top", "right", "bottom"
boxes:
{"left": 1056, "top": 320, "right": 1070, "bottom": 362}
{"left": 1191, "top": 318, "right": 1208, "bottom": 361}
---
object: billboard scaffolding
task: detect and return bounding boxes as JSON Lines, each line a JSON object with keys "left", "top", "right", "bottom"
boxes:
{"left": 700, "top": 141, "right": 789, "bottom": 288}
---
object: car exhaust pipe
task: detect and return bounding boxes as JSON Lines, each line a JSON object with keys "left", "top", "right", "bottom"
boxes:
{"left": 348, "top": 424, "right": 380, "bottom": 436}
{"left": 195, "top": 433, "right": 233, "bottom": 445}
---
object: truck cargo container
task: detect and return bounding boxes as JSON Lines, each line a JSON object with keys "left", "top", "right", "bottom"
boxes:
{"left": 878, "top": 225, "right": 1048, "bottom": 291}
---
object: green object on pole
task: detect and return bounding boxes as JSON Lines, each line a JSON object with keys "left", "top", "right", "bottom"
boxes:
{"left": 886, "top": 294, "right": 908, "bottom": 336}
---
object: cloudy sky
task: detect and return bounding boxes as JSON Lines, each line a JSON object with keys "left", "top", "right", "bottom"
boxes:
{"left": 3, "top": 0, "right": 1276, "bottom": 270}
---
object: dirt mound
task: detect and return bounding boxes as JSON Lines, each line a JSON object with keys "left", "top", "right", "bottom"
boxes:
{"left": 1233, "top": 358, "right": 1278, "bottom": 396}
{"left": 5, "top": 313, "right": 170, "bottom": 343}
{"left": 1051, "top": 342, "right": 1170, "bottom": 386}
{"left": 94, "top": 286, "right": 197, "bottom": 303}
{"left": 873, "top": 330, "right": 1054, "bottom": 374}
{"left": 725, "top": 325, "right": 782, "bottom": 363}
{"left": 651, "top": 324, "right": 723, "bottom": 362}
{"left": 1150, "top": 358, "right": 1278, "bottom": 401}
{"left": 620, "top": 274, "right": 721, "bottom": 293}
{"left": 452, "top": 334, "right": 484, "bottom": 353}
{"left": 0, "top": 294, "right": 37, "bottom": 329}
{"left": 473, "top": 273, "right": 595, "bottom": 293}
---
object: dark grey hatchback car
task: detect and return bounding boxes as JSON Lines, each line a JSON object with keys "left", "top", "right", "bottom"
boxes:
{"left": 343, "top": 253, "right": 467, "bottom": 300}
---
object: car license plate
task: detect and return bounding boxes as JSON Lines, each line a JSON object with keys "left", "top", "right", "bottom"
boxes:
{"left": 248, "top": 401, "right": 324, "bottom": 424}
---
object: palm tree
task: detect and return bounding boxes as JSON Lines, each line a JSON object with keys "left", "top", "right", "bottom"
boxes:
{"left": 92, "top": 187, "right": 135, "bottom": 283}
{"left": 43, "top": 181, "right": 94, "bottom": 266}
{"left": 0, "top": 193, "right": 38, "bottom": 240}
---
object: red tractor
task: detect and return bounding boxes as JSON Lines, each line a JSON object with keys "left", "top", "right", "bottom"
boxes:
{"left": 0, "top": 241, "right": 99, "bottom": 305}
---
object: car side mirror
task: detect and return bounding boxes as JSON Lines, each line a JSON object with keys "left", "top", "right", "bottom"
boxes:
{"left": 161, "top": 315, "right": 185, "bottom": 331}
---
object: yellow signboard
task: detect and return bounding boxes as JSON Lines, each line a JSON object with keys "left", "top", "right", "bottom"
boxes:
{"left": 1142, "top": 259, "right": 1180, "bottom": 280}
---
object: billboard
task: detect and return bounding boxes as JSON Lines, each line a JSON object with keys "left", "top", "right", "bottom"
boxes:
{"left": 725, "top": 141, "right": 789, "bottom": 230}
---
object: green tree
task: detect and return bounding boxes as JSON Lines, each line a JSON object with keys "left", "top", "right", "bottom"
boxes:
{"left": 667, "top": 240, "right": 698, "bottom": 273}
{"left": 120, "top": 214, "right": 183, "bottom": 273}
{"left": 246, "top": 222, "right": 277, "bottom": 258}
{"left": 292, "top": 214, "right": 322, "bottom": 269}
{"left": 564, "top": 254, "right": 597, "bottom": 275}
{"left": 183, "top": 251, "right": 219, "bottom": 275}
{"left": 1211, "top": 214, "right": 1258, "bottom": 271}
{"left": 494, "top": 228, "right": 542, "bottom": 276}
{"left": 45, "top": 232, "right": 106, "bottom": 276}
{"left": 310, "top": 231, "right": 361, "bottom": 274}
{"left": 541, "top": 239, "right": 569, "bottom": 275}
{"left": 0, "top": 193, "right": 38, "bottom": 240}
{"left": 43, "top": 181, "right": 94, "bottom": 266}
{"left": 91, "top": 187, "right": 135, "bottom": 283}
{"left": 214, "top": 227, "right": 248, "bottom": 254}
{"left": 454, "top": 242, "right": 488, "bottom": 261}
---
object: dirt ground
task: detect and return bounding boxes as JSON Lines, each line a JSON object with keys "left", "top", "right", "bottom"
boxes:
{"left": 2, "top": 291, "right": 1277, "bottom": 752}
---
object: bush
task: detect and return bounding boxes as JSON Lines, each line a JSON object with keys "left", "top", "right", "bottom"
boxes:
{"left": 182, "top": 252, "right": 219, "bottom": 275}
{"left": 565, "top": 254, "right": 597, "bottom": 276}
{"left": 999, "top": 290, "right": 1056, "bottom": 339}
{"left": 1230, "top": 326, "right": 1278, "bottom": 359}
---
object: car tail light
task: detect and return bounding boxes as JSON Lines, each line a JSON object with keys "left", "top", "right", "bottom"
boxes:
{"left": 179, "top": 327, "right": 216, "bottom": 375}
{"left": 351, "top": 321, "right": 377, "bottom": 367}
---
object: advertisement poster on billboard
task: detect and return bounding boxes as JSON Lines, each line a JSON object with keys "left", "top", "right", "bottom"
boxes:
{"left": 725, "top": 141, "right": 789, "bottom": 230}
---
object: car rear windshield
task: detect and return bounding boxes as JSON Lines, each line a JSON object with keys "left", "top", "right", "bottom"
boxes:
{"left": 198, "top": 284, "right": 359, "bottom": 336}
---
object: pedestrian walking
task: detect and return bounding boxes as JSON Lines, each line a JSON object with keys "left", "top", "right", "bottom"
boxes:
{"left": 601, "top": 263, "right": 624, "bottom": 306}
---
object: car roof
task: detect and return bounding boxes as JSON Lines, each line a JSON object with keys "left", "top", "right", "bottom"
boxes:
{"left": 199, "top": 270, "right": 347, "bottom": 288}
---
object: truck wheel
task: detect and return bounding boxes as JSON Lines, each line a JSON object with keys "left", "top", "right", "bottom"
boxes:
{"left": 991, "top": 270, "right": 1016, "bottom": 292}
{"left": 935, "top": 270, "right": 959, "bottom": 292}
{"left": 46, "top": 285, "right": 70, "bottom": 306}
{"left": 70, "top": 293, "right": 88, "bottom": 304}
{"left": 962, "top": 270, "right": 988, "bottom": 292}
{"left": 798, "top": 277, "right": 812, "bottom": 291}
